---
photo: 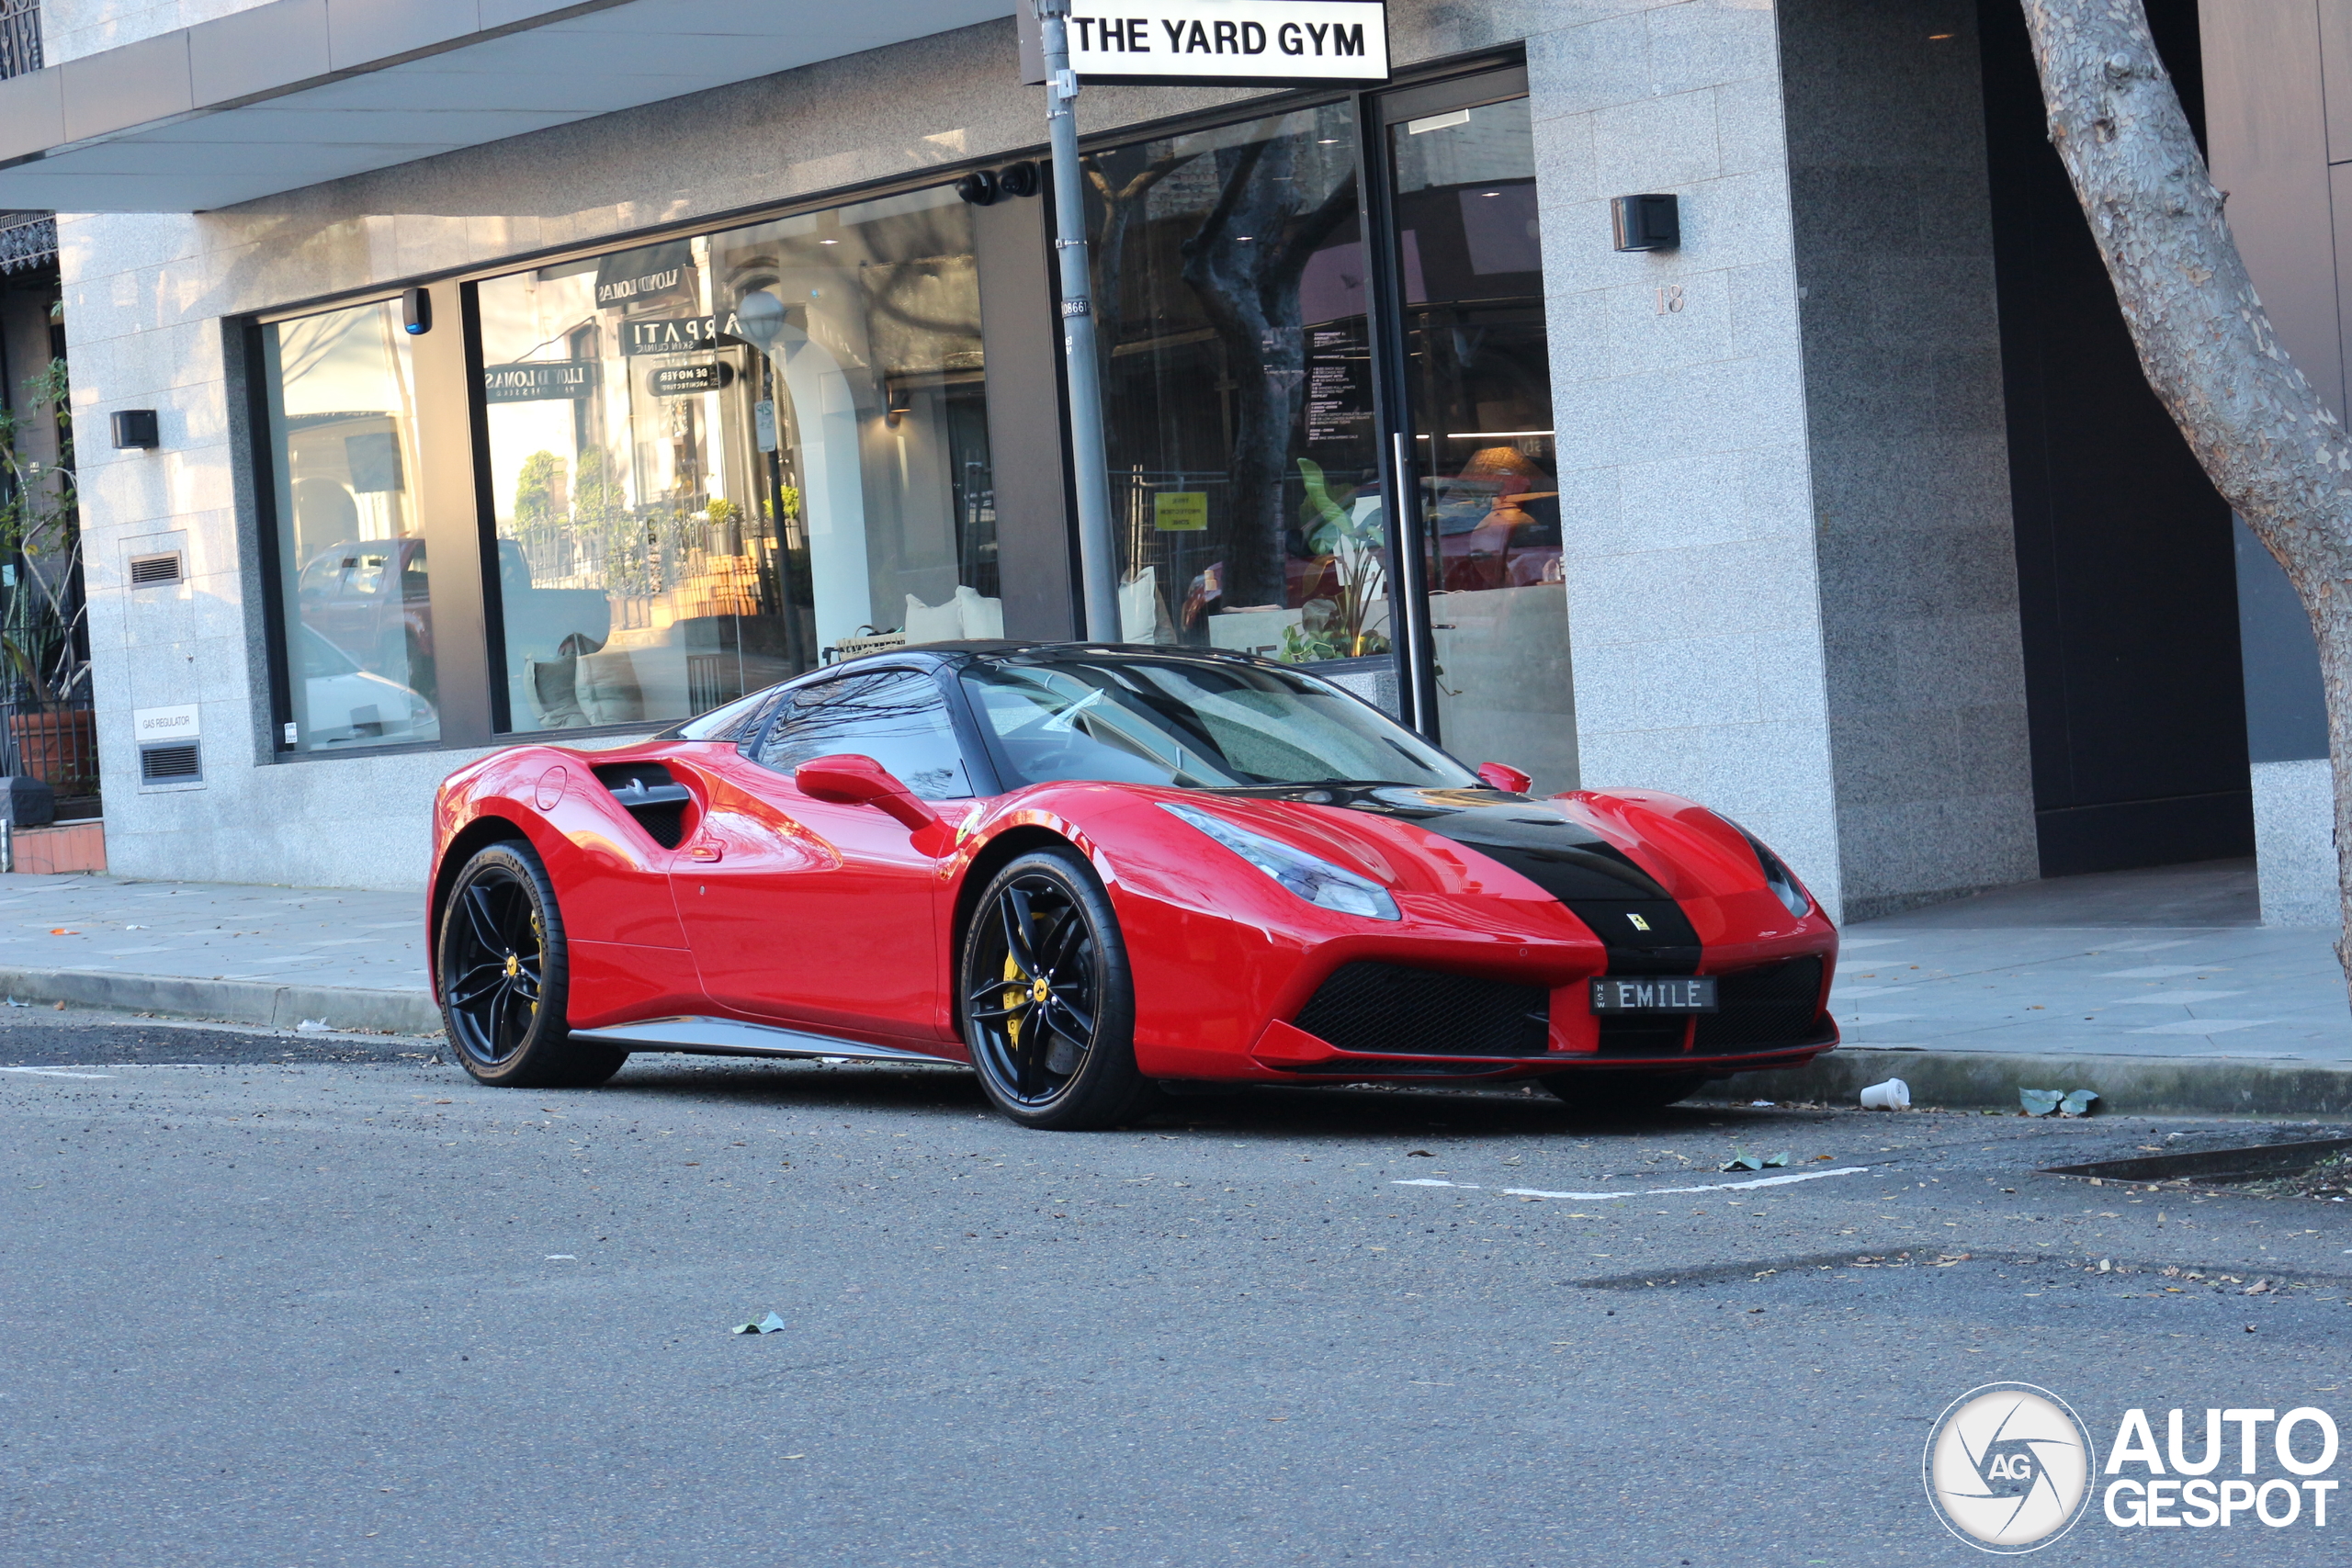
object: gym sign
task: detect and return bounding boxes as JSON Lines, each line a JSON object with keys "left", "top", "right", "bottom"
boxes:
{"left": 1018, "top": 0, "right": 1388, "bottom": 88}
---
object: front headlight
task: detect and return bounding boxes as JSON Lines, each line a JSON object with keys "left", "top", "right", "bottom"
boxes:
{"left": 1739, "top": 829, "right": 1812, "bottom": 919}
{"left": 1159, "top": 802, "right": 1401, "bottom": 920}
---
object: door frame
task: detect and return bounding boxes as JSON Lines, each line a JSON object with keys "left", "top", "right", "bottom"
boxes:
{"left": 1354, "top": 61, "right": 1536, "bottom": 742}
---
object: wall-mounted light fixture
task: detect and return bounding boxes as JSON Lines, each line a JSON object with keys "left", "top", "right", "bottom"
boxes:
{"left": 401, "top": 286, "right": 432, "bottom": 335}
{"left": 110, "top": 409, "right": 159, "bottom": 450}
{"left": 1611, "top": 194, "right": 1681, "bottom": 253}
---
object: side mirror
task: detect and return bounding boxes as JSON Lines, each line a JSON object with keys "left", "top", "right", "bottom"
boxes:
{"left": 1476, "top": 761, "right": 1533, "bottom": 795}
{"left": 794, "top": 753, "right": 940, "bottom": 832}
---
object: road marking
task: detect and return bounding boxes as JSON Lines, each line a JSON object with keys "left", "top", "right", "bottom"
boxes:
{"left": 2098, "top": 964, "right": 2222, "bottom": 978}
{"left": 2107, "top": 990, "right": 2244, "bottom": 1005}
{"left": 1395, "top": 1168, "right": 1870, "bottom": 1201}
{"left": 0, "top": 1066, "right": 115, "bottom": 1079}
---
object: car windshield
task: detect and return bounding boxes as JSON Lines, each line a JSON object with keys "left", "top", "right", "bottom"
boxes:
{"left": 963, "top": 655, "right": 1478, "bottom": 790}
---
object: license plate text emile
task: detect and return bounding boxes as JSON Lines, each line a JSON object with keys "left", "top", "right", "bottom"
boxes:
{"left": 1589, "top": 976, "right": 1718, "bottom": 1013}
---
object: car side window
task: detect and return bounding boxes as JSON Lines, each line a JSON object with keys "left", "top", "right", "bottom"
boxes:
{"left": 753, "top": 669, "right": 973, "bottom": 799}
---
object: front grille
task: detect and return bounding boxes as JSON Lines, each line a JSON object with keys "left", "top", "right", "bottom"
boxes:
{"left": 1694, "top": 957, "right": 1830, "bottom": 1053}
{"left": 1292, "top": 961, "right": 1550, "bottom": 1057}
{"left": 1597, "top": 1016, "right": 1690, "bottom": 1056}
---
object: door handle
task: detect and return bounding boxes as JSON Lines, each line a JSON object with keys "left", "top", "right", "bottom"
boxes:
{"left": 688, "top": 844, "right": 723, "bottom": 863}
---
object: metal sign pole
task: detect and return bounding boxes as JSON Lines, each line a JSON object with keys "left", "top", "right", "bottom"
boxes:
{"left": 1033, "top": 0, "right": 1121, "bottom": 643}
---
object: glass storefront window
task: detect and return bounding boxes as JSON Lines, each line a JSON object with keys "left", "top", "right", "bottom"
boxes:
{"left": 260, "top": 299, "right": 442, "bottom": 751}
{"left": 1084, "top": 104, "right": 1385, "bottom": 666}
{"left": 474, "top": 185, "right": 997, "bottom": 733}
{"left": 1387, "top": 93, "right": 1574, "bottom": 789}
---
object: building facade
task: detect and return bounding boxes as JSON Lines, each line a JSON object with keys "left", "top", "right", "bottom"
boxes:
{"left": 0, "top": 0, "right": 2311, "bottom": 922}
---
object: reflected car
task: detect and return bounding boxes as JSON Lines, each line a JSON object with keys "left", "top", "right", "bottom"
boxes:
{"left": 426, "top": 643, "right": 1838, "bottom": 1128}
{"left": 298, "top": 626, "right": 436, "bottom": 747}
{"left": 298, "top": 536, "right": 434, "bottom": 691}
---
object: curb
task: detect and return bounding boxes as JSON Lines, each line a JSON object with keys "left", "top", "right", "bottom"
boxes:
{"left": 0, "top": 966, "right": 2340, "bottom": 1114}
{"left": 1704, "top": 1046, "right": 2352, "bottom": 1120}
{"left": 0, "top": 965, "right": 441, "bottom": 1036}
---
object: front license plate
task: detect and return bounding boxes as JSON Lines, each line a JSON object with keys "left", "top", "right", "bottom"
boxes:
{"left": 1589, "top": 976, "right": 1718, "bottom": 1014}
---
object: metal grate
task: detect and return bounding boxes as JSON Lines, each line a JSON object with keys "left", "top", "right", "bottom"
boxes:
{"left": 128, "top": 552, "right": 183, "bottom": 587}
{"left": 0, "top": 0, "right": 40, "bottom": 80}
{"left": 0, "top": 211, "right": 53, "bottom": 275}
{"left": 139, "top": 740, "right": 201, "bottom": 784}
{"left": 1292, "top": 961, "right": 1551, "bottom": 1058}
{"left": 1693, "top": 957, "right": 1830, "bottom": 1053}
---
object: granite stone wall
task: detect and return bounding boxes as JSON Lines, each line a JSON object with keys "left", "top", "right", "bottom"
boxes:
{"left": 1530, "top": 0, "right": 1844, "bottom": 914}
{"left": 1779, "top": 0, "right": 2038, "bottom": 919}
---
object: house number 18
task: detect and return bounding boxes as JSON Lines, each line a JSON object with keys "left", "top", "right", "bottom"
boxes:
{"left": 1656, "top": 285, "right": 1686, "bottom": 315}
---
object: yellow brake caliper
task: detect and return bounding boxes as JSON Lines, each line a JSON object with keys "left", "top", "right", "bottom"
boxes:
{"left": 1001, "top": 952, "right": 1024, "bottom": 1046}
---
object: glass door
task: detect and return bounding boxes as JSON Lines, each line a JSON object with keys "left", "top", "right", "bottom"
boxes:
{"left": 1373, "top": 72, "right": 1575, "bottom": 791}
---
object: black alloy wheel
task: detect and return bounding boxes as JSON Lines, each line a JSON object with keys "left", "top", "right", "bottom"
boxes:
{"left": 1543, "top": 1069, "right": 1708, "bottom": 1114}
{"left": 960, "top": 848, "right": 1153, "bottom": 1131}
{"left": 437, "top": 841, "right": 627, "bottom": 1089}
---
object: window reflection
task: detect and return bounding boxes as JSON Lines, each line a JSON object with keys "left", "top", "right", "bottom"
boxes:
{"left": 474, "top": 186, "right": 998, "bottom": 735}
{"left": 261, "top": 299, "right": 441, "bottom": 751}
{"left": 1085, "top": 105, "right": 1386, "bottom": 666}
{"left": 1388, "top": 95, "right": 1575, "bottom": 792}
{"left": 754, "top": 669, "right": 971, "bottom": 798}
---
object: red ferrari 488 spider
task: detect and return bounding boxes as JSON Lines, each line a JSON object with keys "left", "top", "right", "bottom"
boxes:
{"left": 428, "top": 642, "right": 1838, "bottom": 1129}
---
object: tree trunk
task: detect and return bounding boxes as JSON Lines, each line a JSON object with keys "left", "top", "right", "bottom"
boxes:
{"left": 2020, "top": 0, "right": 2352, "bottom": 978}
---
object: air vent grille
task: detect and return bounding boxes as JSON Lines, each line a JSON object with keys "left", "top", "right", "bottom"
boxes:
{"left": 140, "top": 741, "right": 201, "bottom": 783}
{"left": 592, "top": 761, "right": 692, "bottom": 849}
{"left": 128, "top": 551, "right": 183, "bottom": 587}
{"left": 1292, "top": 962, "right": 1551, "bottom": 1057}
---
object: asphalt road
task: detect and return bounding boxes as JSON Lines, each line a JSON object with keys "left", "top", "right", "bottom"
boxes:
{"left": 5, "top": 1011, "right": 2350, "bottom": 1566}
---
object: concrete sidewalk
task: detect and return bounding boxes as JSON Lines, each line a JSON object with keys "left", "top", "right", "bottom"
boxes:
{"left": 0, "top": 860, "right": 2346, "bottom": 1113}
{"left": 0, "top": 874, "right": 433, "bottom": 1033}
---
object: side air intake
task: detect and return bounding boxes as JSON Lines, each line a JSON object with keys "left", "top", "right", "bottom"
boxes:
{"left": 593, "top": 762, "right": 693, "bottom": 849}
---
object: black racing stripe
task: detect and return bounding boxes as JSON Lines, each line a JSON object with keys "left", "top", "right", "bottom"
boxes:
{"left": 1201, "top": 784, "right": 1702, "bottom": 975}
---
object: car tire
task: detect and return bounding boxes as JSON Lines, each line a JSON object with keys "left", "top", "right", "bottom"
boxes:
{"left": 437, "top": 840, "right": 628, "bottom": 1089}
{"left": 959, "top": 846, "right": 1154, "bottom": 1132}
{"left": 1542, "top": 1070, "right": 1706, "bottom": 1114}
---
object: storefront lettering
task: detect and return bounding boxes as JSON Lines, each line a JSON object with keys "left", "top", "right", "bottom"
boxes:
{"left": 481, "top": 360, "right": 598, "bottom": 402}
{"left": 1071, "top": 16, "right": 1365, "bottom": 56}
{"left": 1035, "top": 3, "right": 1388, "bottom": 84}
{"left": 650, "top": 361, "right": 735, "bottom": 397}
{"left": 621, "top": 312, "right": 747, "bottom": 355}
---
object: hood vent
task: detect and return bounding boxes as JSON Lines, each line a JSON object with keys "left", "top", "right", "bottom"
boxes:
{"left": 593, "top": 761, "right": 692, "bottom": 849}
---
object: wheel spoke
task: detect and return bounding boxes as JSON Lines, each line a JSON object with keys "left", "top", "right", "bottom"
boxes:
{"left": 1035, "top": 905, "right": 1081, "bottom": 972}
{"left": 999, "top": 885, "right": 1040, "bottom": 975}
{"left": 459, "top": 884, "right": 505, "bottom": 953}
{"left": 447, "top": 959, "right": 505, "bottom": 1008}
{"left": 492, "top": 980, "right": 529, "bottom": 1056}
{"left": 1047, "top": 989, "right": 1095, "bottom": 1040}
{"left": 969, "top": 998, "right": 1033, "bottom": 1023}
